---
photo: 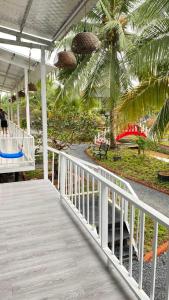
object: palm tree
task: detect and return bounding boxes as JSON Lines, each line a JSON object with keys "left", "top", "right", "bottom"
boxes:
{"left": 118, "top": 0, "right": 169, "bottom": 138}
{"left": 55, "top": 0, "right": 136, "bottom": 148}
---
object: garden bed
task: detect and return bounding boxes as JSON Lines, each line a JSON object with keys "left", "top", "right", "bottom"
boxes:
{"left": 86, "top": 148, "right": 169, "bottom": 195}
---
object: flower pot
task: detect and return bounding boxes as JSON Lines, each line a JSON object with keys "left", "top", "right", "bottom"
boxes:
{"left": 158, "top": 171, "right": 169, "bottom": 182}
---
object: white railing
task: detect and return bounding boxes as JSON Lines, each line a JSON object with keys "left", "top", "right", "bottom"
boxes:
{"left": 0, "top": 121, "right": 35, "bottom": 166}
{"left": 48, "top": 146, "right": 169, "bottom": 300}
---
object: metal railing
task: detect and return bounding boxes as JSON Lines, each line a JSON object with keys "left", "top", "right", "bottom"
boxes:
{"left": 48, "top": 146, "right": 169, "bottom": 300}
{"left": 0, "top": 121, "right": 35, "bottom": 166}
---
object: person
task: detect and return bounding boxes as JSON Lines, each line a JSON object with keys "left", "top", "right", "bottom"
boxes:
{"left": 0, "top": 109, "right": 8, "bottom": 135}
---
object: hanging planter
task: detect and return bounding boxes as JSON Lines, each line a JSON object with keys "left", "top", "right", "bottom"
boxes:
{"left": 28, "top": 82, "right": 37, "bottom": 92}
{"left": 54, "top": 50, "right": 77, "bottom": 69}
{"left": 11, "top": 95, "right": 16, "bottom": 102}
{"left": 71, "top": 32, "right": 101, "bottom": 54}
{"left": 18, "top": 90, "right": 25, "bottom": 98}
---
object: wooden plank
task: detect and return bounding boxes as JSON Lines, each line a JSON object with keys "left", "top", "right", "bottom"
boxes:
{"left": 0, "top": 179, "right": 137, "bottom": 300}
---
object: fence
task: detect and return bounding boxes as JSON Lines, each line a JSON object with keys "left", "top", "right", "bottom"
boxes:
{"left": 48, "top": 146, "right": 169, "bottom": 300}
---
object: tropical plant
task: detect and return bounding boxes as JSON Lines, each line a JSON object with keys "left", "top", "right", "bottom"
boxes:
{"left": 118, "top": 0, "right": 169, "bottom": 138}
{"left": 54, "top": 0, "right": 136, "bottom": 148}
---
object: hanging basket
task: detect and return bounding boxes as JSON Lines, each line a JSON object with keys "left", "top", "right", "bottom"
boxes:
{"left": 11, "top": 95, "right": 16, "bottom": 102}
{"left": 54, "top": 51, "right": 77, "bottom": 69}
{"left": 71, "top": 32, "right": 101, "bottom": 54}
{"left": 18, "top": 90, "right": 25, "bottom": 98}
{"left": 28, "top": 82, "right": 37, "bottom": 92}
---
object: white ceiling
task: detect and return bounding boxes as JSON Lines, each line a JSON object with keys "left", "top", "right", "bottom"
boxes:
{"left": 0, "top": 0, "right": 98, "bottom": 92}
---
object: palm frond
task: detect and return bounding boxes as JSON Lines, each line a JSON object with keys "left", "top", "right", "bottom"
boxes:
{"left": 118, "top": 76, "right": 169, "bottom": 124}
{"left": 132, "top": 0, "right": 169, "bottom": 27}
{"left": 150, "top": 99, "right": 169, "bottom": 138}
{"left": 127, "top": 36, "right": 169, "bottom": 77}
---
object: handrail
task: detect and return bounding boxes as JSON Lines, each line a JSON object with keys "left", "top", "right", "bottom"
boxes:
{"left": 48, "top": 146, "right": 169, "bottom": 300}
{"left": 47, "top": 146, "right": 169, "bottom": 226}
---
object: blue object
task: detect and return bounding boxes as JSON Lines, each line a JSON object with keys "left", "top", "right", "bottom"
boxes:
{"left": 0, "top": 150, "right": 24, "bottom": 158}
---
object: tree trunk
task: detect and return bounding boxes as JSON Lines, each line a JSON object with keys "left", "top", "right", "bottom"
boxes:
{"left": 109, "top": 42, "right": 120, "bottom": 149}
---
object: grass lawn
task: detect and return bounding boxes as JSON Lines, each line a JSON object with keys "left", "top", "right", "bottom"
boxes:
{"left": 88, "top": 148, "right": 169, "bottom": 193}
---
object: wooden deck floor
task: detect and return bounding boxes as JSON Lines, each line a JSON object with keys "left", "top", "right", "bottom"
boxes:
{"left": 0, "top": 179, "right": 137, "bottom": 300}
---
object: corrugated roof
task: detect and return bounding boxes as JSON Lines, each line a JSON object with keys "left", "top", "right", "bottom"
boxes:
{"left": 0, "top": 0, "right": 97, "bottom": 47}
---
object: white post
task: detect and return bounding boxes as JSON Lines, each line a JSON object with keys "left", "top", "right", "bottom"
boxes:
{"left": 41, "top": 47, "right": 48, "bottom": 179}
{"left": 10, "top": 94, "right": 13, "bottom": 122}
{"left": 16, "top": 88, "right": 20, "bottom": 127}
{"left": 60, "top": 154, "right": 66, "bottom": 198}
{"left": 101, "top": 182, "right": 108, "bottom": 248}
{"left": 24, "top": 68, "right": 31, "bottom": 135}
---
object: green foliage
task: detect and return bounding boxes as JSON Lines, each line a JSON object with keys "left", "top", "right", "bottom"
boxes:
{"left": 48, "top": 103, "right": 98, "bottom": 149}
{"left": 136, "top": 137, "right": 146, "bottom": 154}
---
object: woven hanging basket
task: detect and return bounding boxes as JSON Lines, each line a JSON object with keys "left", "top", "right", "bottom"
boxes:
{"left": 54, "top": 51, "right": 77, "bottom": 69}
{"left": 71, "top": 32, "right": 101, "bottom": 54}
{"left": 28, "top": 82, "right": 37, "bottom": 92}
{"left": 11, "top": 95, "right": 16, "bottom": 102}
{"left": 18, "top": 90, "right": 25, "bottom": 98}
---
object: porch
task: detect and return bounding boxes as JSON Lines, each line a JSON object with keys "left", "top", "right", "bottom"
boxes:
{"left": 0, "top": 179, "right": 136, "bottom": 300}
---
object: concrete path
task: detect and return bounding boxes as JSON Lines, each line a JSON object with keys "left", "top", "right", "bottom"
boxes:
{"left": 65, "top": 144, "right": 169, "bottom": 218}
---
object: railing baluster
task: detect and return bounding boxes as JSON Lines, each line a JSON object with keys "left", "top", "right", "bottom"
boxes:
{"left": 70, "top": 161, "right": 72, "bottom": 202}
{"left": 92, "top": 177, "right": 95, "bottom": 227}
{"left": 150, "top": 221, "right": 158, "bottom": 300}
{"left": 60, "top": 154, "right": 66, "bottom": 198}
{"left": 101, "top": 182, "right": 108, "bottom": 248}
{"left": 87, "top": 173, "right": 89, "bottom": 224}
{"left": 112, "top": 191, "right": 115, "bottom": 255}
{"left": 74, "top": 164, "right": 77, "bottom": 207}
{"left": 129, "top": 204, "right": 134, "bottom": 277}
{"left": 120, "top": 197, "right": 124, "bottom": 265}
{"left": 138, "top": 211, "right": 145, "bottom": 290}
{"left": 58, "top": 154, "right": 60, "bottom": 190}
{"left": 78, "top": 166, "right": 81, "bottom": 212}
{"left": 82, "top": 169, "right": 85, "bottom": 217}
{"left": 65, "top": 159, "right": 68, "bottom": 195}
{"left": 51, "top": 152, "right": 55, "bottom": 185}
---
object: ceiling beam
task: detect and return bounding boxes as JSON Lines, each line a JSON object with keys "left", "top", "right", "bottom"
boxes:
{"left": 0, "top": 56, "right": 34, "bottom": 70}
{"left": 0, "top": 26, "right": 52, "bottom": 46}
{"left": 0, "top": 72, "right": 21, "bottom": 81}
{"left": 19, "top": 0, "right": 34, "bottom": 34}
{"left": 0, "top": 38, "right": 49, "bottom": 49}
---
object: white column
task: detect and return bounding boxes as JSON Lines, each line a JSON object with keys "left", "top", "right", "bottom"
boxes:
{"left": 41, "top": 47, "right": 48, "bottom": 179}
{"left": 24, "top": 68, "right": 31, "bottom": 135}
{"left": 7, "top": 92, "right": 10, "bottom": 120}
{"left": 10, "top": 93, "right": 13, "bottom": 122}
{"left": 16, "top": 88, "right": 20, "bottom": 127}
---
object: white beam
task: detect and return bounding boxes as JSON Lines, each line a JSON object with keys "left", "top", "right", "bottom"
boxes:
{"left": 24, "top": 68, "right": 31, "bottom": 135}
{"left": 0, "top": 26, "right": 52, "bottom": 46}
{"left": 0, "top": 38, "right": 49, "bottom": 49}
{"left": 41, "top": 47, "right": 48, "bottom": 179}
{"left": 0, "top": 56, "right": 34, "bottom": 70}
